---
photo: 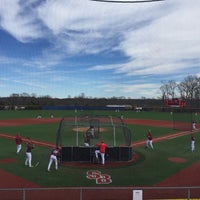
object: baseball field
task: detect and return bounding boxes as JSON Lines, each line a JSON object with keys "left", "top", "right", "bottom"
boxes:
{"left": 0, "top": 109, "right": 200, "bottom": 200}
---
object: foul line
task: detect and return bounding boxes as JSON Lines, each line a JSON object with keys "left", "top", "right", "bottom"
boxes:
{"left": 1, "top": 129, "right": 199, "bottom": 149}
{"left": 131, "top": 129, "right": 199, "bottom": 148}
{"left": 0, "top": 133, "right": 55, "bottom": 148}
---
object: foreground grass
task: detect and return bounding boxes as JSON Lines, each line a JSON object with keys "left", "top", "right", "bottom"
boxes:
{"left": 1, "top": 131, "right": 200, "bottom": 187}
{"left": 0, "top": 109, "right": 173, "bottom": 120}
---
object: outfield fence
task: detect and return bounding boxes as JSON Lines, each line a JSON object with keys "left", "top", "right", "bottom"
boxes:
{"left": 1, "top": 186, "right": 200, "bottom": 200}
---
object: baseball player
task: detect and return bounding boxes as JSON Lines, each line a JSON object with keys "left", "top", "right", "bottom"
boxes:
{"left": 15, "top": 133, "right": 23, "bottom": 154}
{"left": 87, "top": 126, "right": 95, "bottom": 138}
{"left": 84, "top": 133, "right": 90, "bottom": 147}
{"left": 192, "top": 121, "right": 197, "bottom": 130}
{"left": 145, "top": 129, "right": 154, "bottom": 149}
{"left": 191, "top": 134, "right": 195, "bottom": 152}
{"left": 25, "top": 138, "right": 34, "bottom": 167}
{"left": 95, "top": 140, "right": 108, "bottom": 165}
{"left": 47, "top": 147, "right": 61, "bottom": 171}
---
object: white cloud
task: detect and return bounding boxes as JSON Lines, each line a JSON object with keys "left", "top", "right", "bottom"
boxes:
{"left": 86, "top": 0, "right": 200, "bottom": 88}
{"left": 0, "top": 0, "right": 199, "bottom": 98}
{"left": 118, "top": 0, "right": 200, "bottom": 76}
{"left": 0, "top": 0, "right": 43, "bottom": 42}
{"left": 97, "top": 81, "right": 160, "bottom": 98}
{"left": 36, "top": 0, "right": 163, "bottom": 55}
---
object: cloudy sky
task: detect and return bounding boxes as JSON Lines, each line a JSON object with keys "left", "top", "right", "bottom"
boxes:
{"left": 0, "top": 0, "right": 199, "bottom": 99}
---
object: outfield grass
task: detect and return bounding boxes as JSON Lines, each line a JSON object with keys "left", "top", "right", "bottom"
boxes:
{"left": 0, "top": 110, "right": 199, "bottom": 187}
{"left": 0, "top": 109, "right": 174, "bottom": 120}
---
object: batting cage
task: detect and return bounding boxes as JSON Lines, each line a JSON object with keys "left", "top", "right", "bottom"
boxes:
{"left": 172, "top": 108, "right": 193, "bottom": 131}
{"left": 55, "top": 115, "right": 133, "bottom": 162}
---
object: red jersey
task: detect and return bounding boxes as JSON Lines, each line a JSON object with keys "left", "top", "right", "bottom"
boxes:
{"left": 147, "top": 132, "right": 153, "bottom": 140}
{"left": 26, "top": 143, "right": 34, "bottom": 152}
{"left": 15, "top": 135, "right": 22, "bottom": 145}
{"left": 51, "top": 149, "right": 60, "bottom": 156}
{"left": 96, "top": 142, "right": 108, "bottom": 153}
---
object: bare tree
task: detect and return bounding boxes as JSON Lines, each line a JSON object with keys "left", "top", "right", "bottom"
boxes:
{"left": 177, "top": 82, "right": 188, "bottom": 99}
{"left": 178, "top": 75, "right": 199, "bottom": 100}
{"left": 167, "top": 80, "right": 177, "bottom": 99}
{"left": 160, "top": 84, "right": 167, "bottom": 101}
{"left": 160, "top": 80, "right": 177, "bottom": 99}
{"left": 194, "top": 76, "right": 200, "bottom": 100}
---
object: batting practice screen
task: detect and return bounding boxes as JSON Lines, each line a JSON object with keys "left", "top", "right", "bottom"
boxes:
{"left": 56, "top": 114, "right": 132, "bottom": 148}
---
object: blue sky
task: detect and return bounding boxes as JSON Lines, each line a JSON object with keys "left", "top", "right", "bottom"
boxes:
{"left": 0, "top": 0, "right": 199, "bottom": 99}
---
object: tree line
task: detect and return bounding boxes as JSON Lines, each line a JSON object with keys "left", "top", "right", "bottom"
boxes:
{"left": 0, "top": 74, "right": 200, "bottom": 109}
{"left": 160, "top": 75, "right": 200, "bottom": 101}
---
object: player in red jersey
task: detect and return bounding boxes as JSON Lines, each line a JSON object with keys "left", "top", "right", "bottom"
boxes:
{"left": 145, "top": 129, "right": 154, "bottom": 149}
{"left": 15, "top": 133, "right": 23, "bottom": 154}
{"left": 84, "top": 133, "right": 90, "bottom": 147}
{"left": 95, "top": 140, "right": 108, "bottom": 165}
{"left": 47, "top": 147, "right": 61, "bottom": 171}
{"left": 25, "top": 138, "right": 35, "bottom": 167}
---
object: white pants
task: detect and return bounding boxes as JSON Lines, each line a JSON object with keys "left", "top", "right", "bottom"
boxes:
{"left": 193, "top": 125, "right": 196, "bottom": 130}
{"left": 25, "top": 152, "right": 32, "bottom": 167}
{"left": 146, "top": 140, "right": 153, "bottom": 149}
{"left": 48, "top": 155, "right": 58, "bottom": 171}
{"left": 95, "top": 150, "right": 105, "bottom": 165}
{"left": 84, "top": 142, "right": 89, "bottom": 147}
{"left": 191, "top": 141, "right": 195, "bottom": 152}
{"left": 16, "top": 144, "right": 22, "bottom": 154}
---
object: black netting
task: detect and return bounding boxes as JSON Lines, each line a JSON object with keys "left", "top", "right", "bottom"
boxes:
{"left": 56, "top": 115, "right": 132, "bottom": 147}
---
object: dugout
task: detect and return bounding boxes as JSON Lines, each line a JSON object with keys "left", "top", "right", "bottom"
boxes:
{"left": 56, "top": 115, "right": 133, "bottom": 162}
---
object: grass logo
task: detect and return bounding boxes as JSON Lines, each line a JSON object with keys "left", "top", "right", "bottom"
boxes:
{"left": 86, "top": 170, "right": 112, "bottom": 184}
